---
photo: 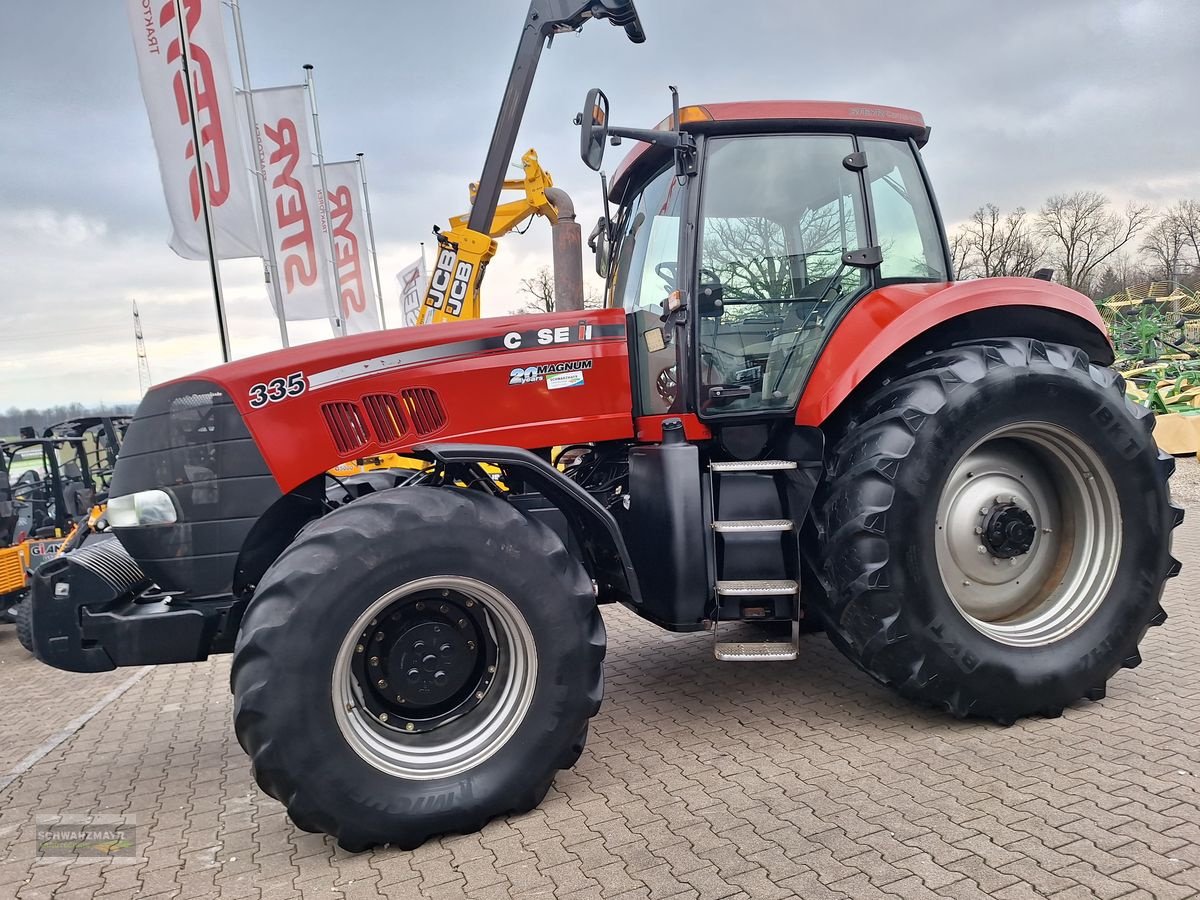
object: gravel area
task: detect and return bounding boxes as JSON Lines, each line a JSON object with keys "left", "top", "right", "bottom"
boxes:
{"left": 1172, "top": 453, "right": 1200, "bottom": 505}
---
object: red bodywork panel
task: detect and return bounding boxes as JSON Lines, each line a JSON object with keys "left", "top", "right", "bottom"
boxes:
{"left": 180, "top": 309, "right": 633, "bottom": 493}
{"left": 794, "top": 278, "right": 1111, "bottom": 426}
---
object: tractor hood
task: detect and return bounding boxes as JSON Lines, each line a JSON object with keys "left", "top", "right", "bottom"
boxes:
{"left": 107, "top": 309, "right": 632, "bottom": 596}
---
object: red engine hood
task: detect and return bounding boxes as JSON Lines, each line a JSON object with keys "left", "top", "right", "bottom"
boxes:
{"left": 177, "top": 308, "right": 634, "bottom": 493}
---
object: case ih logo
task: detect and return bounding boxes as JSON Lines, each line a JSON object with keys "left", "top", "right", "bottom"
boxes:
{"left": 160, "top": 0, "right": 231, "bottom": 218}
{"left": 329, "top": 186, "right": 368, "bottom": 317}
{"left": 264, "top": 118, "right": 318, "bottom": 294}
{"left": 428, "top": 249, "right": 473, "bottom": 318}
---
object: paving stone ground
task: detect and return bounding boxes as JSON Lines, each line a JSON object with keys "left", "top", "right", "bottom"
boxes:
{"left": 0, "top": 511, "right": 1197, "bottom": 899}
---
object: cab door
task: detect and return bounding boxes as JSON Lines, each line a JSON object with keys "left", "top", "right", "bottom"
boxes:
{"left": 692, "top": 134, "right": 870, "bottom": 418}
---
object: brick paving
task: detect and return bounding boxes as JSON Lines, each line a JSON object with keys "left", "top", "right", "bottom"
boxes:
{"left": 0, "top": 512, "right": 1197, "bottom": 899}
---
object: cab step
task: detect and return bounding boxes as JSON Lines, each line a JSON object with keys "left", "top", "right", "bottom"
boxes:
{"left": 713, "top": 641, "right": 799, "bottom": 662}
{"left": 715, "top": 579, "right": 799, "bottom": 596}
{"left": 710, "top": 460, "right": 798, "bottom": 472}
{"left": 711, "top": 519, "right": 793, "bottom": 533}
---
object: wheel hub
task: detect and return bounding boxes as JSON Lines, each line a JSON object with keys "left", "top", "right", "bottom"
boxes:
{"left": 352, "top": 591, "right": 497, "bottom": 733}
{"left": 981, "top": 502, "right": 1036, "bottom": 558}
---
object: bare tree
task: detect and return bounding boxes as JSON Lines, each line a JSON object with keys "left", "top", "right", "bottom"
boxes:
{"left": 1142, "top": 200, "right": 1200, "bottom": 280}
{"left": 518, "top": 266, "right": 605, "bottom": 314}
{"left": 951, "top": 204, "right": 1045, "bottom": 279}
{"left": 1142, "top": 214, "right": 1187, "bottom": 280}
{"left": 1038, "top": 191, "right": 1150, "bottom": 295}
{"left": 519, "top": 267, "right": 556, "bottom": 314}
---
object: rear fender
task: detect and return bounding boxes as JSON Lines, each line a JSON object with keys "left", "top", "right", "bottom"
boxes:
{"left": 796, "top": 278, "right": 1112, "bottom": 426}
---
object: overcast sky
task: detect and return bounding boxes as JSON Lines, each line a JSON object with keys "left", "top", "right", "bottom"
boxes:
{"left": 2, "top": 0, "right": 1198, "bottom": 408}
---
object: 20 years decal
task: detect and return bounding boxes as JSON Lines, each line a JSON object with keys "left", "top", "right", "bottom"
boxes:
{"left": 248, "top": 371, "right": 307, "bottom": 409}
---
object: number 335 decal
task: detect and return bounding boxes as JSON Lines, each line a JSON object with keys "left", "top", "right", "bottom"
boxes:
{"left": 248, "top": 372, "right": 307, "bottom": 409}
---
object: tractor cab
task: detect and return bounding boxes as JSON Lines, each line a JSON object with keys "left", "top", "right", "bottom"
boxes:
{"left": 584, "top": 95, "right": 950, "bottom": 427}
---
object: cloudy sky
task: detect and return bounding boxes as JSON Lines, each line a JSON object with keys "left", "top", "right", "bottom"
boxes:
{"left": 2, "top": 0, "right": 1198, "bottom": 408}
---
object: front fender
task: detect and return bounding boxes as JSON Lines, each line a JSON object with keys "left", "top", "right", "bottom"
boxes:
{"left": 796, "top": 278, "right": 1111, "bottom": 426}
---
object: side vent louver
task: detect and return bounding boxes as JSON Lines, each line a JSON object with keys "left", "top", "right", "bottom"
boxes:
{"left": 400, "top": 388, "right": 447, "bottom": 436}
{"left": 322, "top": 402, "right": 370, "bottom": 455}
{"left": 362, "top": 394, "right": 408, "bottom": 445}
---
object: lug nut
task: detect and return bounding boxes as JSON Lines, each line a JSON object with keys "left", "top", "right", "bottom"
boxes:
{"left": 458, "top": 619, "right": 467, "bottom": 628}
{"left": 415, "top": 601, "right": 425, "bottom": 611}
{"left": 977, "top": 545, "right": 987, "bottom": 554}
{"left": 974, "top": 526, "right": 983, "bottom": 535}
{"left": 980, "top": 507, "right": 989, "bottom": 515}
{"left": 379, "top": 713, "right": 389, "bottom": 723}
{"left": 369, "top": 656, "right": 379, "bottom": 666}
{"left": 1042, "top": 527, "right": 1053, "bottom": 534}
{"left": 355, "top": 644, "right": 364, "bottom": 654}
{"left": 405, "top": 722, "right": 415, "bottom": 732}
{"left": 375, "top": 632, "right": 384, "bottom": 642}
{"left": 475, "top": 691, "right": 485, "bottom": 700}
{"left": 377, "top": 679, "right": 388, "bottom": 689}
{"left": 467, "top": 641, "right": 477, "bottom": 651}
{"left": 466, "top": 600, "right": 475, "bottom": 608}
{"left": 441, "top": 590, "right": 450, "bottom": 598}
{"left": 396, "top": 695, "right": 405, "bottom": 703}
{"left": 440, "top": 604, "right": 449, "bottom": 614}
{"left": 487, "top": 665, "right": 496, "bottom": 674}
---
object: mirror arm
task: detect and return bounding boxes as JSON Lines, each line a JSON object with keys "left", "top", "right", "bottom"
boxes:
{"left": 607, "top": 126, "right": 684, "bottom": 149}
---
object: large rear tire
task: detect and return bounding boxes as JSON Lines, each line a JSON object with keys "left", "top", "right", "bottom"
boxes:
{"left": 816, "top": 339, "right": 1181, "bottom": 723}
{"left": 231, "top": 487, "right": 604, "bottom": 851}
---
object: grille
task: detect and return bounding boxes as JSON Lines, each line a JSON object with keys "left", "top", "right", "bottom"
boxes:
{"left": 0, "top": 547, "right": 25, "bottom": 595}
{"left": 400, "top": 388, "right": 447, "bottom": 437}
{"left": 322, "top": 402, "right": 371, "bottom": 454}
{"left": 362, "top": 394, "right": 408, "bottom": 445}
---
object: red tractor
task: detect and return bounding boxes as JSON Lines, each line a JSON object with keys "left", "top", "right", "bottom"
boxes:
{"left": 29, "top": 1, "right": 1179, "bottom": 851}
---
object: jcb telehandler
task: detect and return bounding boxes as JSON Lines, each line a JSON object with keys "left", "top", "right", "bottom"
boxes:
{"left": 28, "top": 0, "right": 1179, "bottom": 851}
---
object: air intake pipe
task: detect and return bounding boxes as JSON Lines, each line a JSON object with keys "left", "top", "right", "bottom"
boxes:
{"left": 546, "top": 186, "right": 585, "bottom": 312}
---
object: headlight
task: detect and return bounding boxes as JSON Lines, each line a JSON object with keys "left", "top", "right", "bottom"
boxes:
{"left": 106, "top": 490, "right": 178, "bottom": 527}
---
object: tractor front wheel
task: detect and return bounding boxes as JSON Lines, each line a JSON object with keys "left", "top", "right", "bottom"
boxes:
{"left": 817, "top": 339, "right": 1181, "bottom": 723}
{"left": 231, "top": 487, "right": 604, "bottom": 850}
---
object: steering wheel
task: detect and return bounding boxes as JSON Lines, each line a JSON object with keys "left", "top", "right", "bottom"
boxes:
{"left": 654, "top": 261, "right": 679, "bottom": 291}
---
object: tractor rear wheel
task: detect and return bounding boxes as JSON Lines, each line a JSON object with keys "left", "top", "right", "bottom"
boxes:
{"left": 817, "top": 339, "right": 1181, "bottom": 723}
{"left": 231, "top": 487, "right": 604, "bottom": 851}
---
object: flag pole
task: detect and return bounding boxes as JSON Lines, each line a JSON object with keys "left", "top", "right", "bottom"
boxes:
{"left": 356, "top": 152, "right": 388, "bottom": 330}
{"left": 228, "top": 0, "right": 289, "bottom": 349}
{"left": 174, "top": 0, "right": 232, "bottom": 362}
{"left": 303, "top": 63, "right": 346, "bottom": 337}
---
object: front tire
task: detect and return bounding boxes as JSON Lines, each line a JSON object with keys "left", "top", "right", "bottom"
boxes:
{"left": 14, "top": 596, "right": 33, "bottom": 653}
{"left": 817, "top": 339, "right": 1181, "bottom": 722}
{"left": 231, "top": 487, "right": 604, "bottom": 850}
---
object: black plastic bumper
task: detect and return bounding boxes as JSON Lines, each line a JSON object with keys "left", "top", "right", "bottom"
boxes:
{"left": 29, "top": 537, "right": 238, "bottom": 673}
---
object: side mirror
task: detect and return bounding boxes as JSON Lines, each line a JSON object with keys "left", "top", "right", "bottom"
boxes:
{"left": 580, "top": 88, "right": 609, "bottom": 172}
{"left": 589, "top": 216, "right": 612, "bottom": 278}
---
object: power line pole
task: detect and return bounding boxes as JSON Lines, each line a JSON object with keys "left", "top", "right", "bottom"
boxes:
{"left": 132, "top": 301, "right": 152, "bottom": 396}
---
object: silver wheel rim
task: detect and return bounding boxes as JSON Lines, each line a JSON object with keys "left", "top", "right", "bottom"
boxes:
{"left": 331, "top": 576, "right": 537, "bottom": 780}
{"left": 935, "top": 422, "right": 1122, "bottom": 647}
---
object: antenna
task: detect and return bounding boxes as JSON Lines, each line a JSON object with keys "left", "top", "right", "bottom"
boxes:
{"left": 132, "top": 300, "right": 152, "bottom": 396}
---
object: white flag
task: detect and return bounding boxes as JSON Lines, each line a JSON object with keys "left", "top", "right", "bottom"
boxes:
{"left": 396, "top": 260, "right": 428, "bottom": 328}
{"left": 246, "top": 87, "right": 332, "bottom": 321}
{"left": 127, "top": 0, "right": 261, "bottom": 260}
{"left": 320, "top": 162, "right": 380, "bottom": 334}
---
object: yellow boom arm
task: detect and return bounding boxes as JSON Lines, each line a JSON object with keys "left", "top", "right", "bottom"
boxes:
{"left": 418, "top": 149, "right": 557, "bottom": 325}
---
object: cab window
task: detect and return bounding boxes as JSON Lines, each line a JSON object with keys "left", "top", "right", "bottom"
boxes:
{"left": 861, "top": 137, "right": 948, "bottom": 282}
{"left": 610, "top": 165, "right": 685, "bottom": 314}
{"left": 697, "top": 134, "right": 867, "bottom": 415}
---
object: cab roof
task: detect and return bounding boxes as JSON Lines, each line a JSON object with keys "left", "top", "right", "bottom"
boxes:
{"left": 609, "top": 100, "right": 929, "bottom": 200}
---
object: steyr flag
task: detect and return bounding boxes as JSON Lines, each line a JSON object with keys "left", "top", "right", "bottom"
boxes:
{"left": 246, "top": 87, "right": 331, "bottom": 321}
{"left": 127, "top": 0, "right": 261, "bottom": 260}
{"left": 396, "top": 259, "right": 428, "bottom": 328}
{"left": 319, "top": 163, "right": 380, "bottom": 335}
